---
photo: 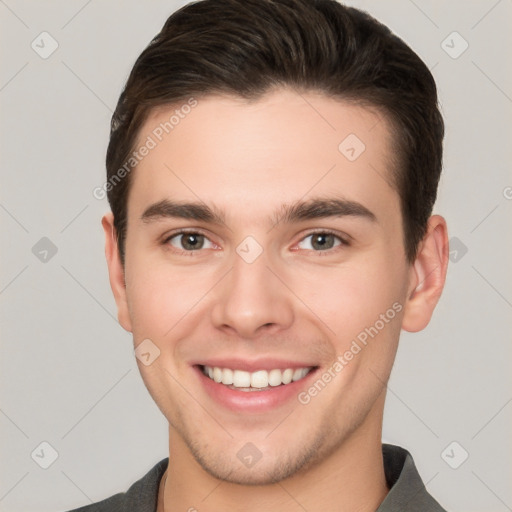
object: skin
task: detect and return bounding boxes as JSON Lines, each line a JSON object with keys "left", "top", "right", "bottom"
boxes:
{"left": 102, "top": 87, "right": 449, "bottom": 512}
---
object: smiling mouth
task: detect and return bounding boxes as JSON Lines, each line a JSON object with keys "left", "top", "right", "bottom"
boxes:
{"left": 200, "top": 364, "right": 316, "bottom": 392}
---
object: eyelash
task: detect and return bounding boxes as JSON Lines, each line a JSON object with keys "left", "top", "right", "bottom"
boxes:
{"left": 162, "top": 229, "right": 216, "bottom": 257}
{"left": 161, "top": 229, "right": 350, "bottom": 256}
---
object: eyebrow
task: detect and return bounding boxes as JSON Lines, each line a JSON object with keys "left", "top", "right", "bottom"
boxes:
{"left": 140, "top": 196, "right": 377, "bottom": 227}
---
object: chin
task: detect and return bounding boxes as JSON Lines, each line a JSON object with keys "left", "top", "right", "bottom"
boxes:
{"left": 196, "top": 454, "right": 304, "bottom": 486}
{"left": 186, "top": 431, "right": 329, "bottom": 486}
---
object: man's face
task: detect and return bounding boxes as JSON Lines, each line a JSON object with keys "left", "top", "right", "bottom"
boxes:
{"left": 111, "top": 88, "right": 416, "bottom": 484}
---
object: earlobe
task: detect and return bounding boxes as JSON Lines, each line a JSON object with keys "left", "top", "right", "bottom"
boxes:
{"left": 102, "top": 212, "right": 133, "bottom": 332}
{"left": 401, "top": 215, "right": 449, "bottom": 333}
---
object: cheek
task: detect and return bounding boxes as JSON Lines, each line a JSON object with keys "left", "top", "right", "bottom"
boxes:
{"left": 124, "top": 258, "right": 211, "bottom": 339}
{"left": 289, "top": 255, "right": 405, "bottom": 344}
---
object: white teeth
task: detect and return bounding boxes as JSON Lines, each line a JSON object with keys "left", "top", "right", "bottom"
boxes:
{"left": 213, "top": 367, "right": 223, "bottom": 383}
{"left": 251, "top": 370, "right": 268, "bottom": 388}
{"left": 202, "top": 365, "right": 313, "bottom": 389}
{"left": 268, "top": 369, "right": 282, "bottom": 387}
{"left": 221, "top": 368, "right": 233, "bottom": 385}
{"left": 292, "top": 368, "right": 303, "bottom": 381}
{"left": 233, "top": 370, "right": 251, "bottom": 387}
{"left": 282, "top": 368, "right": 293, "bottom": 384}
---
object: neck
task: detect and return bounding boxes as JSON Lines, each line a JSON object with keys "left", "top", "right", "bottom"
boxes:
{"left": 159, "top": 399, "right": 389, "bottom": 512}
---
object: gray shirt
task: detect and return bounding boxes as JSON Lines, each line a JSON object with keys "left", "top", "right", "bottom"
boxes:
{"left": 63, "top": 444, "right": 448, "bottom": 511}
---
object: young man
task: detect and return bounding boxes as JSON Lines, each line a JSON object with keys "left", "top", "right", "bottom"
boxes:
{"left": 71, "top": 0, "right": 449, "bottom": 510}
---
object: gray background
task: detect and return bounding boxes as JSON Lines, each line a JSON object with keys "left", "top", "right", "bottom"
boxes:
{"left": 1, "top": 1, "right": 511, "bottom": 511}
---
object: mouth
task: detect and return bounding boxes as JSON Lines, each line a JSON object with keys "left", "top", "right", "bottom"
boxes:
{"left": 200, "top": 364, "right": 314, "bottom": 391}
{"left": 193, "top": 361, "right": 319, "bottom": 412}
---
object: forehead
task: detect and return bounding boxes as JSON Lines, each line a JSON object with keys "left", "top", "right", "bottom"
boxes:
{"left": 128, "top": 88, "right": 399, "bottom": 226}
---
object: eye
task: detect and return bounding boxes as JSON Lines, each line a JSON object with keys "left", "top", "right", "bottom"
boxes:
{"left": 296, "top": 231, "right": 346, "bottom": 252}
{"left": 164, "top": 231, "right": 216, "bottom": 252}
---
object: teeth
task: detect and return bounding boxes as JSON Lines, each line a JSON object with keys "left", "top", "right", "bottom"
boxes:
{"left": 233, "top": 370, "right": 251, "bottom": 387}
{"left": 268, "top": 369, "right": 282, "bottom": 387}
{"left": 202, "top": 365, "right": 313, "bottom": 389}
{"left": 292, "top": 368, "right": 303, "bottom": 381}
{"left": 213, "top": 367, "right": 223, "bottom": 383}
{"left": 221, "top": 368, "right": 233, "bottom": 385}
{"left": 251, "top": 370, "right": 268, "bottom": 388}
{"left": 282, "top": 368, "right": 293, "bottom": 384}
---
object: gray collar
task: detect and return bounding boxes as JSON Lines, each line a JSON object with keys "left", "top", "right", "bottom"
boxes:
{"left": 67, "top": 444, "right": 447, "bottom": 511}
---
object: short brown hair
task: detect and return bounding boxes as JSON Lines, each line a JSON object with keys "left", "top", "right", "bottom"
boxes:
{"left": 106, "top": 0, "right": 444, "bottom": 265}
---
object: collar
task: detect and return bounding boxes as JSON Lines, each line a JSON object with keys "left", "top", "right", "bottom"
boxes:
{"left": 107, "top": 443, "right": 447, "bottom": 511}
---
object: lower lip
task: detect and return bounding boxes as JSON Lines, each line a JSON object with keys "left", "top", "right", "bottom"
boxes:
{"left": 194, "top": 366, "right": 318, "bottom": 413}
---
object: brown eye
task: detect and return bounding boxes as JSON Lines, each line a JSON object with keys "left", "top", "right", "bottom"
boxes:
{"left": 167, "top": 232, "right": 214, "bottom": 251}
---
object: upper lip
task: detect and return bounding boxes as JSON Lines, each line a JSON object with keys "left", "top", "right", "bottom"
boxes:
{"left": 193, "top": 358, "right": 317, "bottom": 373}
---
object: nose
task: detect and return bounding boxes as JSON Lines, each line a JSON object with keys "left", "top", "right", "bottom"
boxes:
{"left": 210, "top": 248, "right": 294, "bottom": 339}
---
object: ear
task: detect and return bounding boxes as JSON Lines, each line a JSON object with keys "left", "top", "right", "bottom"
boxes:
{"left": 401, "top": 215, "right": 449, "bottom": 332}
{"left": 102, "top": 212, "right": 132, "bottom": 332}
